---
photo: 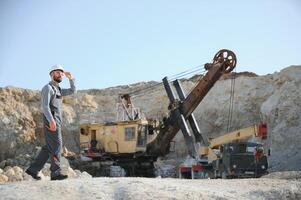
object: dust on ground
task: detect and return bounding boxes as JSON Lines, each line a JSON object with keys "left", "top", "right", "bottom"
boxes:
{"left": 0, "top": 173, "right": 300, "bottom": 200}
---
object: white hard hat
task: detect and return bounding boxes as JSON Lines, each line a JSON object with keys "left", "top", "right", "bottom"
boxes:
{"left": 49, "top": 64, "right": 64, "bottom": 74}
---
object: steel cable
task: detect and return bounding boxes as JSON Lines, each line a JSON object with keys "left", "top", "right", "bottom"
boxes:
{"left": 128, "top": 64, "right": 207, "bottom": 98}
{"left": 130, "top": 69, "right": 206, "bottom": 99}
{"left": 226, "top": 70, "right": 236, "bottom": 132}
{"left": 167, "top": 64, "right": 205, "bottom": 79}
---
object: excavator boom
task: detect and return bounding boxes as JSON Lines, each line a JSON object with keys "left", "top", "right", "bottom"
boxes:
{"left": 147, "top": 49, "right": 237, "bottom": 157}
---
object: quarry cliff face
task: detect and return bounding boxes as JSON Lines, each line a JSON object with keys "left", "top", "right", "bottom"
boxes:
{"left": 0, "top": 65, "right": 300, "bottom": 171}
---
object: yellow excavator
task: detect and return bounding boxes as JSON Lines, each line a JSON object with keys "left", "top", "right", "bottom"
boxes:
{"left": 79, "top": 49, "right": 269, "bottom": 177}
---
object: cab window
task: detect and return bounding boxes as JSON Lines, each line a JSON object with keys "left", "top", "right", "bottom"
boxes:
{"left": 125, "top": 127, "right": 136, "bottom": 141}
{"left": 137, "top": 125, "right": 147, "bottom": 147}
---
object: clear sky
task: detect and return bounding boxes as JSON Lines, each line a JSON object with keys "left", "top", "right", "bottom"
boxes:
{"left": 0, "top": 0, "right": 300, "bottom": 90}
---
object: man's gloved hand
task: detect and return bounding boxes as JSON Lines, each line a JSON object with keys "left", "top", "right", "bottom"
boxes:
{"left": 46, "top": 120, "right": 57, "bottom": 132}
{"left": 64, "top": 71, "right": 73, "bottom": 80}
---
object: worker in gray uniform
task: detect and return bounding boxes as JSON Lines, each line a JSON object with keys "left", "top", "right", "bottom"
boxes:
{"left": 26, "top": 64, "right": 76, "bottom": 181}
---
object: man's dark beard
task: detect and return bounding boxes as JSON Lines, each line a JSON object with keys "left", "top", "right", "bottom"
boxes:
{"left": 53, "top": 77, "right": 62, "bottom": 83}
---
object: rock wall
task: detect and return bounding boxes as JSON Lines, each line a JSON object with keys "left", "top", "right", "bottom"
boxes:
{"left": 0, "top": 65, "right": 300, "bottom": 171}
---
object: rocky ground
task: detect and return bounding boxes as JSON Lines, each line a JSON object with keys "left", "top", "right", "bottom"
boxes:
{"left": 0, "top": 156, "right": 91, "bottom": 184}
{"left": 0, "top": 172, "right": 300, "bottom": 200}
{"left": 0, "top": 155, "right": 300, "bottom": 199}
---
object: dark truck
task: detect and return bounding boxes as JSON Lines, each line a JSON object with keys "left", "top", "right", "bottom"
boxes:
{"left": 214, "top": 142, "right": 268, "bottom": 178}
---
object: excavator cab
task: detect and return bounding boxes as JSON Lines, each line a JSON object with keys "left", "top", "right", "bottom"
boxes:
{"left": 79, "top": 119, "right": 151, "bottom": 161}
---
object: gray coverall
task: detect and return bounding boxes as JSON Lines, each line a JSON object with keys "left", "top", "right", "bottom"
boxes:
{"left": 27, "top": 79, "right": 76, "bottom": 178}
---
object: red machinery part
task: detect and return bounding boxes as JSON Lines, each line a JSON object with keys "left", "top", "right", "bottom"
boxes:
{"left": 191, "top": 165, "right": 205, "bottom": 171}
{"left": 179, "top": 167, "right": 191, "bottom": 173}
{"left": 258, "top": 123, "right": 267, "bottom": 140}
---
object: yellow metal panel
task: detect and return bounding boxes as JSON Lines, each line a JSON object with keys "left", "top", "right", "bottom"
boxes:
{"left": 79, "top": 134, "right": 90, "bottom": 149}
{"left": 207, "top": 148, "right": 218, "bottom": 163}
{"left": 116, "top": 124, "right": 137, "bottom": 153}
{"left": 79, "top": 125, "right": 91, "bottom": 149}
{"left": 209, "top": 125, "right": 258, "bottom": 148}
{"left": 199, "top": 146, "right": 209, "bottom": 156}
{"left": 104, "top": 125, "right": 119, "bottom": 153}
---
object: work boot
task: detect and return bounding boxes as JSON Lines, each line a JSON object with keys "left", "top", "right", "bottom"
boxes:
{"left": 51, "top": 174, "right": 68, "bottom": 181}
{"left": 25, "top": 169, "right": 41, "bottom": 180}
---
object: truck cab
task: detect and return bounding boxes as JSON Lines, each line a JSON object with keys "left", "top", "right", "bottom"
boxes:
{"left": 216, "top": 142, "right": 268, "bottom": 178}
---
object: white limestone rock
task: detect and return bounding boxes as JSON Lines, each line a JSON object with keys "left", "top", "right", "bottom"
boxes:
{"left": 4, "top": 167, "right": 15, "bottom": 177}
{"left": 0, "top": 174, "right": 8, "bottom": 184}
{"left": 79, "top": 171, "right": 92, "bottom": 179}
